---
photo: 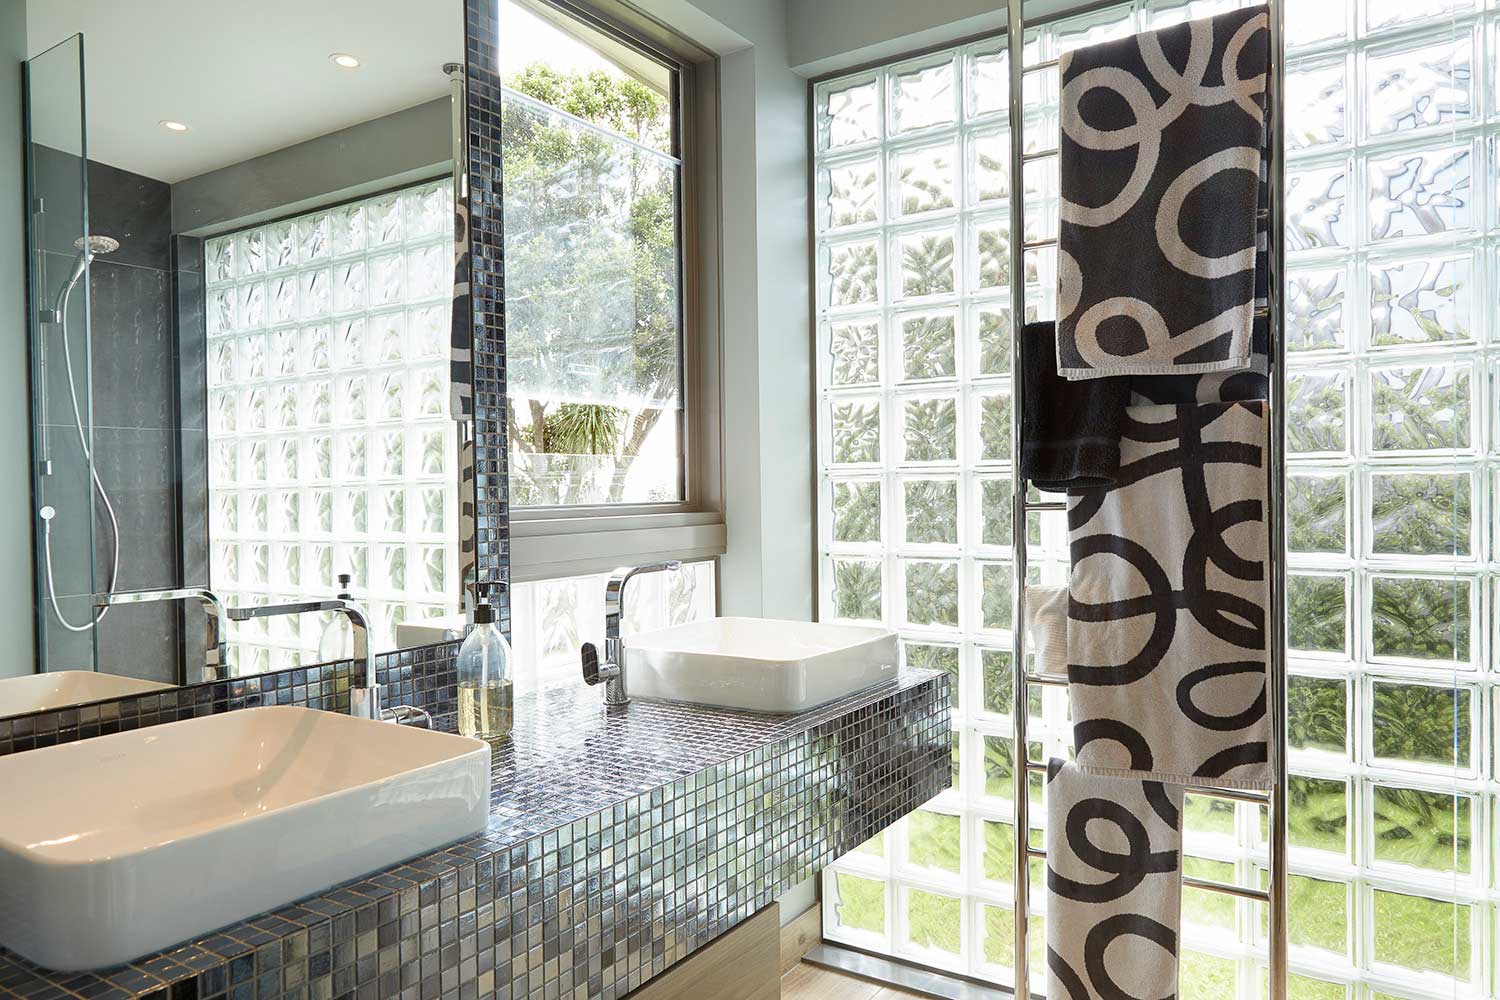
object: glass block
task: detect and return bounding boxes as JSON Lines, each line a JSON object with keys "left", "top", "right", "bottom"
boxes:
{"left": 820, "top": 77, "right": 879, "bottom": 150}
{"left": 1286, "top": 55, "right": 1347, "bottom": 151}
{"left": 418, "top": 429, "right": 444, "bottom": 475}
{"left": 980, "top": 647, "right": 1012, "bottom": 714}
{"left": 265, "top": 220, "right": 295, "bottom": 271}
{"left": 1364, "top": 32, "right": 1474, "bottom": 137}
{"left": 213, "top": 493, "right": 238, "bottom": 535}
{"left": 297, "top": 214, "right": 330, "bottom": 263}
{"left": 828, "top": 320, "right": 880, "bottom": 386}
{"left": 1370, "top": 471, "right": 1472, "bottom": 557}
{"left": 298, "top": 267, "right": 330, "bottom": 319}
{"left": 235, "top": 281, "right": 266, "bottom": 332}
{"left": 822, "top": 157, "right": 879, "bottom": 228}
{"left": 829, "top": 872, "right": 885, "bottom": 936}
{"left": 976, "top": 391, "right": 1011, "bottom": 462}
{"left": 243, "top": 388, "right": 266, "bottom": 431}
{"left": 902, "top": 887, "right": 961, "bottom": 958}
{"left": 965, "top": 43, "right": 1006, "bottom": 119}
{"left": 270, "top": 329, "right": 297, "bottom": 376}
{"left": 974, "top": 304, "right": 1011, "bottom": 376}
{"left": 419, "top": 546, "right": 446, "bottom": 595}
{"left": 1371, "top": 889, "right": 1471, "bottom": 981}
{"left": 1283, "top": 876, "right": 1348, "bottom": 958}
{"left": 1287, "top": 368, "right": 1348, "bottom": 454}
{"left": 367, "top": 192, "right": 403, "bottom": 246}
{"left": 890, "top": 56, "right": 955, "bottom": 134}
{"left": 333, "top": 260, "right": 366, "bottom": 313}
{"left": 382, "top": 545, "right": 407, "bottom": 591}
{"left": 275, "top": 489, "right": 298, "bottom": 533}
{"left": 419, "top": 487, "right": 444, "bottom": 534}
{"left": 980, "top": 562, "right": 1012, "bottom": 631}
{"left": 1372, "top": 784, "right": 1472, "bottom": 874}
{"left": 381, "top": 430, "right": 405, "bottom": 477}
{"left": 309, "top": 436, "right": 332, "bottom": 479}
{"left": 1371, "top": 680, "right": 1472, "bottom": 769}
{"left": 897, "top": 229, "right": 956, "bottom": 299}
{"left": 416, "top": 368, "right": 445, "bottom": 416}
{"left": 211, "top": 440, "right": 237, "bottom": 483}
{"left": 903, "top": 559, "right": 959, "bottom": 628}
{"left": 1288, "top": 676, "right": 1347, "bottom": 757}
{"left": 369, "top": 252, "right": 405, "bottom": 307}
{"left": 894, "top": 140, "right": 956, "bottom": 216}
{"left": 1286, "top": 266, "right": 1347, "bottom": 352}
{"left": 1370, "top": 574, "right": 1471, "bottom": 663}
{"left": 1285, "top": 161, "right": 1351, "bottom": 251}
{"left": 903, "top": 477, "right": 958, "bottom": 545}
{"left": 339, "top": 490, "right": 369, "bottom": 534}
{"left": 1369, "top": 254, "right": 1474, "bottom": 348}
{"left": 373, "top": 312, "right": 405, "bottom": 363}
{"left": 900, "top": 311, "right": 956, "bottom": 380}
{"left": 967, "top": 224, "right": 1007, "bottom": 302}
{"left": 407, "top": 182, "right": 450, "bottom": 237}
{"left": 209, "top": 340, "right": 235, "bottom": 386}
{"left": 830, "top": 398, "right": 881, "bottom": 464}
{"left": 971, "top": 130, "right": 1009, "bottom": 205}
{"left": 1285, "top": 3, "right": 1346, "bottom": 48}
{"left": 311, "top": 492, "right": 333, "bottom": 534}
{"left": 901, "top": 396, "right": 956, "bottom": 463}
{"left": 830, "top": 479, "right": 881, "bottom": 544}
{"left": 244, "top": 441, "right": 267, "bottom": 484}
{"left": 329, "top": 203, "right": 365, "bottom": 256}
{"left": 905, "top": 809, "right": 960, "bottom": 875}
{"left": 1287, "top": 775, "right": 1348, "bottom": 857}
{"left": 406, "top": 244, "right": 447, "bottom": 300}
{"left": 267, "top": 275, "right": 297, "bottom": 326}
{"left": 270, "top": 386, "right": 297, "bottom": 431}
{"left": 337, "top": 376, "right": 367, "bottom": 424}
{"left": 208, "top": 286, "right": 236, "bottom": 336}
{"left": 1287, "top": 472, "right": 1347, "bottom": 554}
{"left": 1288, "top": 572, "right": 1347, "bottom": 656}
{"left": 1369, "top": 363, "right": 1471, "bottom": 451}
{"left": 303, "top": 378, "right": 332, "bottom": 426}
{"left": 337, "top": 432, "right": 368, "bottom": 479}
{"left": 408, "top": 305, "right": 446, "bottom": 357}
{"left": 1368, "top": 143, "right": 1473, "bottom": 241}
{"left": 826, "top": 239, "right": 880, "bottom": 307}
{"left": 206, "top": 238, "right": 235, "bottom": 284}
{"left": 979, "top": 476, "right": 1013, "bottom": 547}
{"left": 830, "top": 557, "right": 882, "bottom": 621}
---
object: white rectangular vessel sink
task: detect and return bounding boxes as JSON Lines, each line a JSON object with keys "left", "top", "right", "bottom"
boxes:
{"left": 623, "top": 617, "right": 898, "bottom": 712}
{"left": 0, "top": 706, "right": 490, "bottom": 972}
{"left": 0, "top": 670, "right": 173, "bottom": 716}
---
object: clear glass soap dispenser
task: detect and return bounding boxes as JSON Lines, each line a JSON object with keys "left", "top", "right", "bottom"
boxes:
{"left": 318, "top": 573, "right": 356, "bottom": 661}
{"left": 457, "top": 583, "right": 513, "bottom": 739}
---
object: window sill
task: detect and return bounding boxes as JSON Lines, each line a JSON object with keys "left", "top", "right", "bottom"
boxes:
{"left": 509, "top": 510, "right": 726, "bottom": 582}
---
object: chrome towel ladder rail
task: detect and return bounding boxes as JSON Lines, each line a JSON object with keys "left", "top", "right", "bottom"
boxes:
{"left": 1003, "top": 0, "right": 1289, "bottom": 996}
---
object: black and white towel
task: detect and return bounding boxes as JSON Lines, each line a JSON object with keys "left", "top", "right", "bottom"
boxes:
{"left": 1056, "top": 6, "right": 1270, "bottom": 380}
{"left": 1067, "top": 401, "right": 1271, "bottom": 788}
{"left": 1046, "top": 759, "right": 1184, "bottom": 1000}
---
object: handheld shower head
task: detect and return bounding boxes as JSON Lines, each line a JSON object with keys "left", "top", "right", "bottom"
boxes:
{"left": 74, "top": 235, "right": 120, "bottom": 255}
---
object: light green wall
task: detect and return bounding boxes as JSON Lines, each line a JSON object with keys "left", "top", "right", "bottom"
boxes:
{"left": 0, "top": 0, "right": 35, "bottom": 676}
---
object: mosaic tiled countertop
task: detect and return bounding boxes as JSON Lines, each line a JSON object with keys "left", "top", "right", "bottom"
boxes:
{"left": 0, "top": 668, "right": 950, "bottom": 1000}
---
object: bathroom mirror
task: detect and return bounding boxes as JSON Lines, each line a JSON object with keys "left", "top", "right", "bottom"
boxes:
{"left": 4, "top": 0, "right": 474, "bottom": 715}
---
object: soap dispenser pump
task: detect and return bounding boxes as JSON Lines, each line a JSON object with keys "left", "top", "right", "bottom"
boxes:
{"left": 457, "top": 582, "right": 513, "bottom": 739}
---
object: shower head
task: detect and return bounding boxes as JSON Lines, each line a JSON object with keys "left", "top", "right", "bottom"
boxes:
{"left": 73, "top": 235, "right": 120, "bottom": 255}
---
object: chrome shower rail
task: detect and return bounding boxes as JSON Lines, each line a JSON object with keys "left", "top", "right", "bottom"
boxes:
{"left": 1003, "top": 0, "right": 1289, "bottom": 996}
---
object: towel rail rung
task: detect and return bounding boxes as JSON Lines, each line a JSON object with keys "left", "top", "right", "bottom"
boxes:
{"left": 1023, "top": 672, "right": 1069, "bottom": 687}
{"left": 1183, "top": 876, "right": 1271, "bottom": 903}
{"left": 1022, "top": 238, "right": 1057, "bottom": 250}
{"left": 1027, "top": 58, "right": 1060, "bottom": 71}
{"left": 1021, "top": 149, "right": 1056, "bottom": 163}
{"left": 1021, "top": 500, "right": 1067, "bottom": 512}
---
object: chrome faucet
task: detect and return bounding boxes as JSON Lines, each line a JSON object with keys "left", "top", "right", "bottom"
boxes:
{"left": 226, "top": 599, "right": 383, "bottom": 720}
{"left": 94, "top": 588, "right": 228, "bottom": 683}
{"left": 580, "top": 561, "right": 682, "bottom": 706}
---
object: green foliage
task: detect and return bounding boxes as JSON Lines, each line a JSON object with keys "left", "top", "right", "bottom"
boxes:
{"left": 832, "top": 559, "right": 881, "bottom": 621}
{"left": 1371, "top": 368, "right": 1470, "bottom": 451}
{"left": 979, "top": 394, "right": 1012, "bottom": 460}
{"left": 1287, "top": 474, "right": 1346, "bottom": 553}
{"left": 1373, "top": 785, "right": 1471, "bottom": 873}
{"left": 901, "top": 234, "right": 955, "bottom": 297}
{"left": 906, "top": 560, "right": 958, "bottom": 626}
{"left": 1372, "top": 682, "right": 1470, "bottom": 767}
{"left": 832, "top": 480, "right": 881, "bottom": 543}
{"left": 1287, "top": 676, "right": 1346, "bottom": 755}
{"left": 1371, "top": 576, "right": 1469, "bottom": 662}
{"left": 905, "top": 479, "right": 958, "bottom": 544}
{"left": 834, "top": 401, "right": 881, "bottom": 463}
{"left": 1371, "top": 473, "right": 1471, "bottom": 556}
{"left": 543, "top": 403, "right": 624, "bottom": 454}
{"left": 901, "top": 315, "right": 956, "bottom": 379}
{"left": 906, "top": 810, "right": 960, "bottom": 874}
{"left": 1287, "top": 373, "right": 1346, "bottom": 453}
{"left": 903, "top": 398, "right": 956, "bottom": 461}
{"left": 1287, "top": 574, "right": 1345, "bottom": 654}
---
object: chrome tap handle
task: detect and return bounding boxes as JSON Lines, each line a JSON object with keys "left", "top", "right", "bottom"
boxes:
{"left": 581, "top": 642, "right": 619, "bottom": 687}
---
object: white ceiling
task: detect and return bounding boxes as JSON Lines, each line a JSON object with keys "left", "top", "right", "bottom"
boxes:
{"left": 28, "top": 0, "right": 465, "bottom": 183}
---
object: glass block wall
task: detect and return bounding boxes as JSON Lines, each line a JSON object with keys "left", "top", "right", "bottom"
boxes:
{"left": 819, "top": 1, "right": 1491, "bottom": 997}
{"left": 204, "top": 180, "right": 461, "bottom": 673}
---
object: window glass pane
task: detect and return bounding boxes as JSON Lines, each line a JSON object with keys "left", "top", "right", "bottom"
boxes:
{"left": 500, "top": 2, "right": 682, "bottom": 506}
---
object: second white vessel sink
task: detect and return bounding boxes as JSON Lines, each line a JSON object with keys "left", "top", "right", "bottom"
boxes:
{"left": 0, "top": 705, "right": 490, "bottom": 972}
{"left": 0, "top": 670, "right": 173, "bottom": 716}
{"left": 623, "top": 617, "right": 898, "bottom": 712}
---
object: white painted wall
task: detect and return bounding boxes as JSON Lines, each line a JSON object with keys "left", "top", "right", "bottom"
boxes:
{"left": 0, "top": 0, "right": 36, "bottom": 677}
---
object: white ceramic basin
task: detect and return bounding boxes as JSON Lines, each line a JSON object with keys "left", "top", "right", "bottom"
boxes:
{"left": 623, "top": 617, "right": 898, "bottom": 712}
{"left": 0, "top": 706, "right": 490, "bottom": 972}
{"left": 0, "top": 670, "right": 174, "bottom": 716}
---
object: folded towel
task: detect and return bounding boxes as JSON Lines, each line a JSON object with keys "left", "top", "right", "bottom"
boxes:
{"left": 1026, "top": 584, "right": 1069, "bottom": 677}
{"left": 1021, "top": 322, "right": 1129, "bottom": 492}
{"left": 1046, "top": 759, "right": 1184, "bottom": 1000}
{"left": 1056, "top": 6, "right": 1271, "bottom": 380}
{"left": 1067, "top": 401, "right": 1271, "bottom": 788}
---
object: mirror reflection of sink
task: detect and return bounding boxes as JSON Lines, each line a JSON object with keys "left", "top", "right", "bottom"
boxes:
{"left": 623, "top": 617, "right": 898, "bottom": 712}
{"left": 0, "top": 670, "right": 174, "bottom": 716}
{"left": 0, "top": 705, "right": 490, "bottom": 972}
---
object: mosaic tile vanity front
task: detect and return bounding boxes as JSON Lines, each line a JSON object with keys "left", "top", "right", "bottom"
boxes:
{"left": 0, "top": 668, "right": 950, "bottom": 1000}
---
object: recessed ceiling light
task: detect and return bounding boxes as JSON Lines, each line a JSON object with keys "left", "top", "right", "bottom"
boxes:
{"left": 159, "top": 120, "right": 189, "bottom": 132}
{"left": 330, "top": 53, "right": 361, "bottom": 69}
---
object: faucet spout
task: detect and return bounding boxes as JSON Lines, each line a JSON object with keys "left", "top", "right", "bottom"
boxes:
{"left": 93, "top": 588, "right": 228, "bottom": 683}
{"left": 582, "top": 560, "right": 683, "bottom": 707}
{"left": 226, "top": 599, "right": 377, "bottom": 717}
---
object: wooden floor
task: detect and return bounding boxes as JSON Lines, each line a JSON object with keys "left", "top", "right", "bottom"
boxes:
{"left": 780, "top": 962, "right": 925, "bottom": 999}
